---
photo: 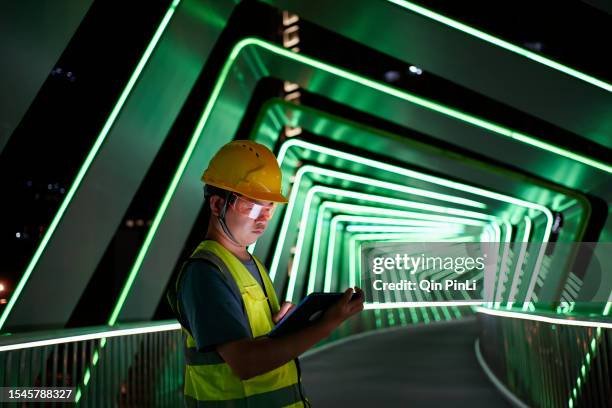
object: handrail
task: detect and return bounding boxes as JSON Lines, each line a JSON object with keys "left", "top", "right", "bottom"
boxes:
{"left": 475, "top": 306, "right": 612, "bottom": 328}
{"left": 0, "top": 320, "right": 180, "bottom": 351}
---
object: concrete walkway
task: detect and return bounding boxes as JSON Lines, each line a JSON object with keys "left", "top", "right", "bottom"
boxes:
{"left": 300, "top": 317, "right": 511, "bottom": 407}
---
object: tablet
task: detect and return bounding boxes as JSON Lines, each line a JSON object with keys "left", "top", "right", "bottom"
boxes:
{"left": 268, "top": 292, "right": 361, "bottom": 337}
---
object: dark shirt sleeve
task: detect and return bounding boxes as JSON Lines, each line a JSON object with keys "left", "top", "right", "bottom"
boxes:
{"left": 178, "top": 260, "right": 251, "bottom": 351}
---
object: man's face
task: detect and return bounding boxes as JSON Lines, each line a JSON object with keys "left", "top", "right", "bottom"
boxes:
{"left": 212, "top": 193, "right": 276, "bottom": 245}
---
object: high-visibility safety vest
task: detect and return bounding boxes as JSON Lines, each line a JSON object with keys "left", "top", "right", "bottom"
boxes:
{"left": 169, "top": 240, "right": 307, "bottom": 407}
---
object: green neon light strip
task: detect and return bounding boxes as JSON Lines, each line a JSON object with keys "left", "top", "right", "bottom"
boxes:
{"left": 338, "top": 223, "right": 480, "bottom": 322}
{"left": 485, "top": 223, "right": 502, "bottom": 307}
{"left": 271, "top": 141, "right": 551, "bottom": 291}
{"left": 302, "top": 166, "right": 487, "bottom": 209}
{"left": 356, "top": 234, "right": 482, "bottom": 308}
{"left": 273, "top": 160, "right": 542, "bottom": 304}
{"left": 0, "top": 0, "right": 183, "bottom": 331}
{"left": 309, "top": 165, "right": 488, "bottom": 212}
{"left": 269, "top": 165, "right": 496, "bottom": 282}
{"left": 351, "top": 237, "right": 475, "bottom": 320}
{"left": 273, "top": 62, "right": 610, "bottom": 174}
{"left": 308, "top": 202, "right": 487, "bottom": 293}
{"left": 346, "top": 229, "right": 478, "bottom": 295}
{"left": 507, "top": 216, "right": 532, "bottom": 310}
{"left": 264, "top": 100, "right": 590, "bottom": 246}
{"left": 348, "top": 230, "right": 492, "bottom": 310}
{"left": 324, "top": 215, "right": 472, "bottom": 292}
{"left": 358, "top": 252, "right": 483, "bottom": 323}
{"left": 328, "top": 223, "right": 464, "bottom": 291}
{"left": 281, "top": 183, "right": 496, "bottom": 302}
{"left": 273, "top": 140, "right": 553, "bottom": 299}
{"left": 345, "top": 225, "right": 463, "bottom": 233}
{"left": 475, "top": 307, "right": 612, "bottom": 329}
{"left": 387, "top": 0, "right": 612, "bottom": 93}
{"left": 493, "top": 221, "right": 513, "bottom": 307}
{"left": 113, "top": 36, "right": 561, "bottom": 326}
{"left": 350, "top": 232, "right": 476, "bottom": 308}
{"left": 344, "top": 217, "right": 482, "bottom": 293}
{"left": 275, "top": 164, "right": 495, "bottom": 295}
{"left": 0, "top": 322, "right": 181, "bottom": 352}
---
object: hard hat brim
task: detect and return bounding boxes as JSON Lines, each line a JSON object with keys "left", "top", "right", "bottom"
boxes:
{"left": 205, "top": 181, "right": 288, "bottom": 204}
{"left": 243, "top": 191, "right": 289, "bottom": 204}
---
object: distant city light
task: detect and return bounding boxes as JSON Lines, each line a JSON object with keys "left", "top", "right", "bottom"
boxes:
{"left": 408, "top": 65, "right": 423, "bottom": 75}
{"left": 383, "top": 70, "right": 401, "bottom": 82}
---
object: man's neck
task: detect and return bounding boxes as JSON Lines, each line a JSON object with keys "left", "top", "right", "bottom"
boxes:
{"left": 205, "top": 220, "right": 250, "bottom": 262}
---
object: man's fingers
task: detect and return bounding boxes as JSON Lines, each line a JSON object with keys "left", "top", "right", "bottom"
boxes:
{"left": 340, "top": 288, "right": 353, "bottom": 304}
{"left": 274, "top": 302, "right": 295, "bottom": 322}
{"left": 279, "top": 302, "right": 293, "bottom": 315}
{"left": 348, "top": 298, "right": 364, "bottom": 314}
{"left": 351, "top": 287, "right": 364, "bottom": 302}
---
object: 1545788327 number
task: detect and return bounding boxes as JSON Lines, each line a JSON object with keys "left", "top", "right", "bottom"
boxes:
{"left": 1, "top": 387, "right": 76, "bottom": 402}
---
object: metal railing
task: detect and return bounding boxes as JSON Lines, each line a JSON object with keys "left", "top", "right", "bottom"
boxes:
{"left": 477, "top": 312, "right": 611, "bottom": 408}
{"left": 0, "top": 321, "right": 183, "bottom": 407}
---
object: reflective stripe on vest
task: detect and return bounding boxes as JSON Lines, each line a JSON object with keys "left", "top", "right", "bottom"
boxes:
{"left": 184, "top": 383, "right": 303, "bottom": 407}
{"left": 176, "top": 240, "right": 304, "bottom": 407}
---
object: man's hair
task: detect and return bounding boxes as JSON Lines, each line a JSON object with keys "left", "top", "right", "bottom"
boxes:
{"left": 202, "top": 185, "right": 231, "bottom": 231}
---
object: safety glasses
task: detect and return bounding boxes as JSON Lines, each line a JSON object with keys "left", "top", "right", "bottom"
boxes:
{"left": 230, "top": 194, "right": 276, "bottom": 220}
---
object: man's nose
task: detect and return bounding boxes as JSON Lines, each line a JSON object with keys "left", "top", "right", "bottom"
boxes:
{"left": 255, "top": 216, "right": 268, "bottom": 225}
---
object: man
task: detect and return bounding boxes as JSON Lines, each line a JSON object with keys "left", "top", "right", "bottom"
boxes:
{"left": 168, "top": 140, "right": 364, "bottom": 407}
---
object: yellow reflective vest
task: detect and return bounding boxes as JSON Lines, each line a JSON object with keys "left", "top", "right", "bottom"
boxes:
{"left": 171, "top": 240, "right": 307, "bottom": 407}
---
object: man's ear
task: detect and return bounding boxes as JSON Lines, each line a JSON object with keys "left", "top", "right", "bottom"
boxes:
{"left": 209, "top": 195, "right": 224, "bottom": 217}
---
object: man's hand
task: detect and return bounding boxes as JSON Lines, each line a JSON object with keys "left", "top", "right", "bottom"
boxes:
{"left": 272, "top": 301, "right": 296, "bottom": 324}
{"left": 217, "top": 290, "right": 363, "bottom": 380}
{"left": 320, "top": 287, "right": 364, "bottom": 332}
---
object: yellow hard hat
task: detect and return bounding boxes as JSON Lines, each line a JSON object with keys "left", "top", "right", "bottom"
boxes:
{"left": 201, "top": 140, "right": 288, "bottom": 203}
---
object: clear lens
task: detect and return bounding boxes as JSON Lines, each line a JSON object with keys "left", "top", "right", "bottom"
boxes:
{"left": 231, "top": 195, "right": 276, "bottom": 220}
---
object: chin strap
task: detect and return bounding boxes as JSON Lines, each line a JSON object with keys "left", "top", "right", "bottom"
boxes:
{"left": 217, "top": 191, "right": 243, "bottom": 246}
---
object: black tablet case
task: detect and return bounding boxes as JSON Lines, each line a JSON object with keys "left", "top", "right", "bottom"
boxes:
{"left": 268, "top": 292, "right": 352, "bottom": 337}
